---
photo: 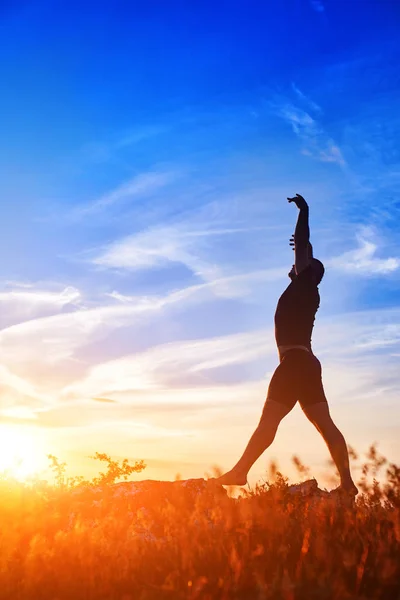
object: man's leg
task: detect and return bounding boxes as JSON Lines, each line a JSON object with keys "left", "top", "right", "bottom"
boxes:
{"left": 302, "top": 402, "right": 358, "bottom": 495}
{"left": 217, "top": 399, "right": 292, "bottom": 485}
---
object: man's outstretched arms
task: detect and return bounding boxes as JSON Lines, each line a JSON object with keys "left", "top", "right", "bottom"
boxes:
{"left": 287, "top": 193, "right": 311, "bottom": 275}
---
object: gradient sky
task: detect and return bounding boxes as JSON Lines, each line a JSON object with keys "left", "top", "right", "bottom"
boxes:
{"left": 0, "top": 0, "right": 399, "bottom": 485}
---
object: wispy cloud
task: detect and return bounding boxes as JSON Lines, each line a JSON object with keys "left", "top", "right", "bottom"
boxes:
{"left": 0, "top": 280, "right": 399, "bottom": 486}
{"left": 0, "top": 364, "right": 47, "bottom": 404}
{"left": 72, "top": 170, "right": 178, "bottom": 219}
{"left": 61, "top": 329, "right": 275, "bottom": 401}
{"left": 1, "top": 405, "right": 38, "bottom": 420}
{"left": 80, "top": 124, "right": 169, "bottom": 163}
{"left": 93, "top": 224, "right": 211, "bottom": 273}
{"left": 329, "top": 228, "right": 400, "bottom": 275}
{"left": 115, "top": 125, "right": 169, "bottom": 149}
{"left": 0, "top": 292, "right": 173, "bottom": 368}
{"left": 107, "top": 266, "right": 286, "bottom": 302}
{"left": 280, "top": 104, "right": 345, "bottom": 166}
{"left": 7, "top": 306, "right": 400, "bottom": 442}
{"left": 0, "top": 287, "right": 191, "bottom": 422}
{"left": 291, "top": 84, "right": 322, "bottom": 114}
{"left": 0, "top": 266, "right": 285, "bottom": 393}
{"left": 315, "top": 307, "right": 400, "bottom": 356}
{"left": 0, "top": 284, "right": 81, "bottom": 328}
{"left": 354, "top": 324, "right": 400, "bottom": 351}
{"left": 58, "top": 306, "right": 400, "bottom": 410}
{"left": 92, "top": 221, "right": 279, "bottom": 288}
{"left": 0, "top": 263, "right": 282, "bottom": 428}
{"left": 275, "top": 86, "right": 345, "bottom": 166}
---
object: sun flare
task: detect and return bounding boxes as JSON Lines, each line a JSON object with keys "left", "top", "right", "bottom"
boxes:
{"left": 0, "top": 425, "right": 46, "bottom": 481}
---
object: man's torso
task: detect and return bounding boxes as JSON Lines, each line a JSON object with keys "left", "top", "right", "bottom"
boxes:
{"left": 274, "top": 265, "right": 320, "bottom": 356}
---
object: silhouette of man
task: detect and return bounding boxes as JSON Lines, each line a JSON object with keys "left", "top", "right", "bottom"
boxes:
{"left": 218, "top": 194, "right": 358, "bottom": 496}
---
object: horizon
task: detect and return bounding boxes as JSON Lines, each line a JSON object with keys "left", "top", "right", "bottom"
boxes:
{"left": 0, "top": 0, "right": 399, "bottom": 486}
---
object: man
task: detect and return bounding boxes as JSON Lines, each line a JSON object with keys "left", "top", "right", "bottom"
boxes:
{"left": 218, "top": 194, "right": 358, "bottom": 496}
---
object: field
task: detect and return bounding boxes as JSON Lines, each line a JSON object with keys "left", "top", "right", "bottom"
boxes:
{"left": 0, "top": 446, "right": 399, "bottom": 600}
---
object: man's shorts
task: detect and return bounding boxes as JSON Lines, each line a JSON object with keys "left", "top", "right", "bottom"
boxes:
{"left": 266, "top": 348, "right": 328, "bottom": 410}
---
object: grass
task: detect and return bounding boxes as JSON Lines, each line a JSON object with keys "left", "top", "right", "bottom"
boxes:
{"left": 0, "top": 445, "right": 398, "bottom": 600}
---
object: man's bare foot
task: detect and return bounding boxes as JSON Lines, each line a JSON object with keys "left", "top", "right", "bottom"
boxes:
{"left": 332, "top": 482, "right": 358, "bottom": 497}
{"left": 217, "top": 469, "right": 248, "bottom": 486}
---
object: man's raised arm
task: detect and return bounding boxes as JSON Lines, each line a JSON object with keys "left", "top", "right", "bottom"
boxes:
{"left": 287, "top": 193, "right": 311, "bottom": 275}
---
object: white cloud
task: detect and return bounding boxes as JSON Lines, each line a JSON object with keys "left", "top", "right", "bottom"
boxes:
{"left": 115, "top": 125, "right": 169, "bottom": 149}
{"left": 329, "top": 229, "right": 399, "bottom": 275}
{"left": 0, "top": 285, "right": 81, "bottom": 328}
{"left": 310, "top": 144, "right": 344, "bottom": 164}
{"left": 280, "top": 104, "right": 345, "bottom": 166}
{"left": 25, "top": 306, "right": 400, "bottom": 470}
{"left": 199, "top": 268, "right": 286, "bottom": 298}
{"left": 61, "top": 329, "right": 276, "bottom": 400}
{"left": 0, "top": 289, "right": 187, "bottom": 421}
{"left": 0, "top": 285, "right": 399, "bottom": 474}
{"left": 80, "top": 125, "right": 169, "bottom": 165}
{"left": 72, "top": 170, "right": 178, "bottom": 218}
{"left": 291, "top": 84, "right": 322, "bottom": 113}
{"left": 354, "top": 324, "right": 400, "bottom": 350}
{"left": 106, "top": 267, "right": 286, "bottom": 302}
{"left": 1, "top": 406, "right": 38, "bottom": 420}
{"left": 276, "top": 87, "right": 345, "bottom": 166}
{"left": 0, "top": 364, "right": 47, "bottom": 403}
{"left": 0, "top": 270, "right": 280, "bottom": 419}
{"left": 314, "top": 307, "right": 400, "bottom": 357}
{"left": 91, "top": 217, "right": 280, "bottom": 290}
{"left": 0, "top": 263, "right": 282, "bottom": 426}
{"left": 43, "top": 305, "right": 400, "bottom": 411}
{"left": 93, "top": 225, "right": 188, "bottom": 270}
{"left": 0, "top": 294, "right": 170, "bottom": 369}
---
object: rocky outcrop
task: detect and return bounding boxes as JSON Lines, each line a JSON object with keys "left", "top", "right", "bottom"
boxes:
{"left": 62, "top": 477, "right": 352, "bottom": 540}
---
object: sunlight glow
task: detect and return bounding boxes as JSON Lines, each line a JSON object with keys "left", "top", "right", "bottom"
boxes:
{"left": 0, "top": 425, "right": 46, "bottom": 481}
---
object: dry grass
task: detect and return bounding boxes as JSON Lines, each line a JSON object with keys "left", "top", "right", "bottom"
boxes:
{"left": 0, "top": 445, "right": 399, "bottom": 600}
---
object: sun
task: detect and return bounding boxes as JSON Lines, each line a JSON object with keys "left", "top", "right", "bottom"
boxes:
{"left": 0, "top": 425, "right": 46, "bottom": 481}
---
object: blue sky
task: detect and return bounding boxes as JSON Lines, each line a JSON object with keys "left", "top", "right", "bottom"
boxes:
{"left": 0, "top": 0, "right": 399, "bottom": 483}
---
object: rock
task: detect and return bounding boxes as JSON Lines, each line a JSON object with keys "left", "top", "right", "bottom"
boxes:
{"left": 111, "top": 477, "right": 226, "bottom": 499}
{"left": 65, "top": 478, "right": 228, "bottom": 536}
{"left": 288, "top": 479, "right": 356, "bottom": 508}
{"left": 288, "top": 479, "right": 329, "bottom": 498}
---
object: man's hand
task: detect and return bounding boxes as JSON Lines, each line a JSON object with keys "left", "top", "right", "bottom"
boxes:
{"left": 287, "top": 193, "right": 308, "bottom": 210}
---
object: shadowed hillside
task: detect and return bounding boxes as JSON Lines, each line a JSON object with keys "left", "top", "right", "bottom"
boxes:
{"left": 0, "top": 446, "right": 399, "bottom": 600}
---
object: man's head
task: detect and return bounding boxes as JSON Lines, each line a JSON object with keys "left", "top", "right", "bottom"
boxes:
{"left": 288, "top": 258, "right": 325, "bottom": 284}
